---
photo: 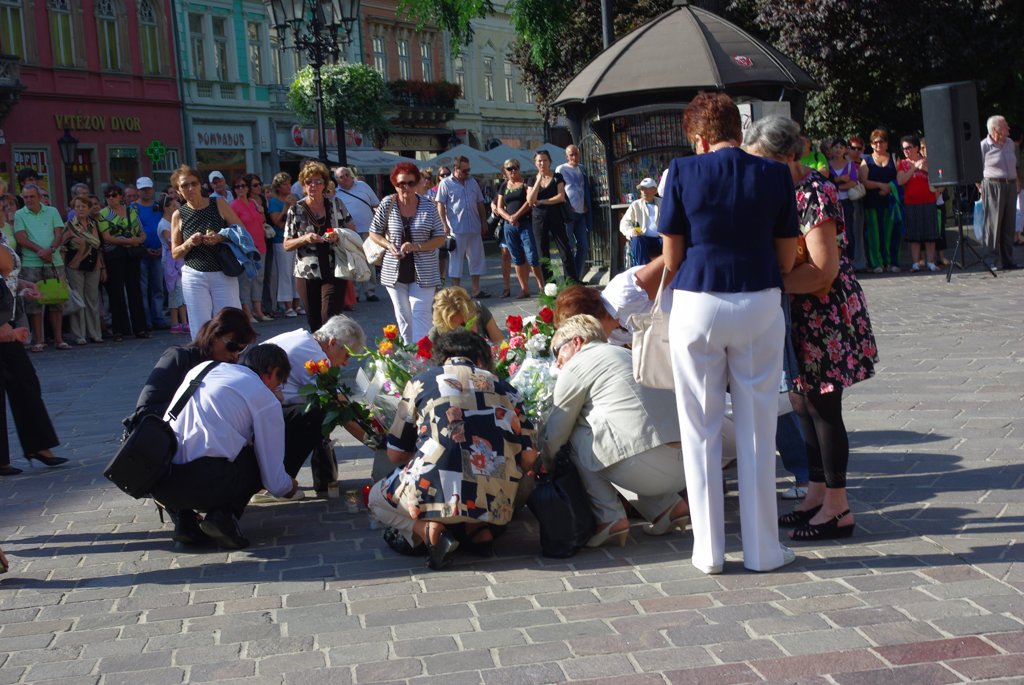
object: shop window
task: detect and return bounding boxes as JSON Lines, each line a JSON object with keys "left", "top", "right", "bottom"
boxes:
{"left": 482, "top": 57, "right": 494, "bottom": 102}
{"left": 420, "top": 41, "right": 432, "bottom": 82}
{"left": 96, "top": 0, "right": 122, "bottom": 71}
{"left": 47, "top": 0, "right": 77, "bottom": 68}
{"left": 212, "top": 16, "right": 229, "bottom": 82}
{"left": 247, "top": 21, "right": 263, "bottom": 84}
{"left": 453, "top": 56, "right": 464, "bottom": 98}
{"left": 371, "top": 35, "right": 386, "bottom": 77}
{"left": 13, "top": 149, "right": 53, "bottom": 194}
{"left": 108, "top": 146, "right": 139, "bottom": 187}
{"left": 138, "top": 0, "right": 161, "bottom": 75}
{"left": 188, "top": 14, "right": 205, "bottom": 79}
{"left": 397, "top": 39, "right": 410, "bottom": 80}
{"left": 0, "top": 0, "right": 26, "bottom": 60}
{"left": 504, "top": 58, "right": 514, "bottom": 103}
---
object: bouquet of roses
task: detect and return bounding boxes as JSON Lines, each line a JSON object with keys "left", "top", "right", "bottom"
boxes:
{"left": 351, "top": 324, "right": 431, "bottom": 430}
{"left": 298, "top": 358, "right": 379, "bottom": 439}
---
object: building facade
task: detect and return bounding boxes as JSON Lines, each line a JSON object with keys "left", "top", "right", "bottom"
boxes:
{"left": 1, "top": 0, "right": 184, "bottom": 201}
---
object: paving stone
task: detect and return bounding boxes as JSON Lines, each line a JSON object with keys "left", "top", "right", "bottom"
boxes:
{"left": 363, "top": 604, "right": 474, "bottom": 628}
{"left": 567, "top": 630, "right": 667, "bottom": 657}
{"left": 476, "top": 609, "right": 560, "bottom": 631}
{"left": 985, "top": 630, "right": 1024, "bottom": 653}
{"left": 525, "top": 619, "right": 613, "bottom": 643}
{"left": 664, "top": 622, "right": 750, "bottom": 647}
{"left": 172, "top": 644, "right": 242, "bottom": 665}
{"left": 946, "top": 654, "right": 1024, "bottom": 681}
{"left": 931, "top": 613, "right": 1024, "bottom": 636}
{"left": 709, "top": 638, "right": 786, "bottom": 663}
{"left": 102, "top": 667, "right": 185, "bottom": 685}
{"left": 632, "top": 646, "right": 717, "bottom": 672}
{"left": 354, "top": 657, "right": 424, "bottom": 683}
{"left": 4, "top": 618, "right": 75, "bottom": 638}
{"left": 458, "top": 629, "right": 528, "bottom": 650}
{"left": 874, "top": 636, "right": 997, "bottom": 665}
{"left": 856, "top": 620, "right": 945, "bottom": 646}
{"left": 479, "top": 662, "right": 566, "bottom": 685}
{"left": 22, "top": 657, "right": 98, "bottom": 681}
{"left": 189, "top": 659, "right": 257, "bottom": 682}
{"left": 283, "top": 667, "right": 355, "bottom": 685}
{"left": 80, "top": 637, "right": 149, "bottom": 658}
{"left": 751, "top": 649, "right": 887, "bottom": 680}
{"left": 825, "top": 606, "right": 908, "bottom": 628}
{"left": 393, "top": 636, "right": 458, "bottom": 658}
{"left": 831, "top": 663, "right": 961, "bottom": 685}
{"left": 407, "top": 672, "right": 484, "bottom": 685}
{"left": 559, "top": 654, "right": 636, "bottom": 680}
{"left": 422, "top": 649, "right": 495, "bottom": 675}
{"left": 662, "top": 662, "right": 759, "bottom": 685}
{"left": 257, "top": 650, "right": 327, "bottom": 674}
{"left": 244, "top": 636, "right": 316, "bottom": 658}
{"left": 327, "top": 641, "right": 391, "bottom": 666}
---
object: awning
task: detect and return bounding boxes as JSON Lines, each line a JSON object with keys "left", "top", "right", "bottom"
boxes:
{"left": 280, "top": 148, "right": 420, "bottom": 174}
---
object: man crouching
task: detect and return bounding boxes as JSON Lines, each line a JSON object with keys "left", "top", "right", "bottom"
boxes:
{"left": 152, "top": 344, "right": 298, "bottom": 549}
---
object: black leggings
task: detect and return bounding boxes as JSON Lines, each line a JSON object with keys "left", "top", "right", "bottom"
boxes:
{"left": 790, "top": 388, "right": 849, "bottom": 488}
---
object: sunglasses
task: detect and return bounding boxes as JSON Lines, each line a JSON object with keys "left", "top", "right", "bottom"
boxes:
{"left": 223, "top": 337, "right": 248, "bottom": 353}
{"left": 233, "top": 184, "right": 247, "bottom": 189}
{"left": 871, "top": 139, "right": 886, "bottom": 144}
{"left": 250, "top": 182, "right": 262, "bottom": 187}
{"left": 505, "top": 166, "right": 519, "bottom": 171}
{"left": 395, "top": 180, "right": 417, "bottom": 188}
{"left": 552, "top": 337, "right": 576, "bottom": 356}
{"left": 849, "top": 146, "right": 863, "bottom": 151}
{"left": 305, "top": 179, "right": 325, "bottom": 187}
{"left": 438, "top": 173, "right": 449, "bottom": 178}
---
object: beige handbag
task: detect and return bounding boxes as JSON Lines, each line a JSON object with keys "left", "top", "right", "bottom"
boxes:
{"left": 628, "top": 267, "right": 673, "bottom": 390}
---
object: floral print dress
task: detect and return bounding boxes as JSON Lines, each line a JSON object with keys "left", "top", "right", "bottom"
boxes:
{"left": 790, "top": 171, "right": 879, "bottom": 394}
{"left": 379, "top": 358, "right": 536, "bottom": 526}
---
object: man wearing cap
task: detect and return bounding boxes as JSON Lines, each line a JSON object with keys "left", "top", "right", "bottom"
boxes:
{"left": 334, "top": 166, "right": 380, "bottom": 302}
{"left": 209, "top": 171, "right": 234, "bottom": 202}
{"left": 132, "top": 176, "right": 168, "bottom": 331}
{"left": 617, "top": 178, "right": 662, "bottom": 266}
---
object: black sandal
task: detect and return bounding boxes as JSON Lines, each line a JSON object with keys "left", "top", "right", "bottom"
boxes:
{"left": 790, "top": 510, "right": 855, "bottom": 541}
{"left": 778, "top": 505, "right": 821, "bottom": 528}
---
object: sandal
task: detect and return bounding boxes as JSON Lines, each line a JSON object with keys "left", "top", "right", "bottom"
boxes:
{"left": 500, "top": 290, "right": 511, "bottom": 298}
{"left": 55, "top": 342, "right": 72, "bottom": 350}
{"left": 778, "top": 504, "right": 822, "bottom": 528}
{"left": 30, "top": 343, "right": 46, "bottom": 353}
{"left": 790, "top": 509, "right": 855, "bottom": 541}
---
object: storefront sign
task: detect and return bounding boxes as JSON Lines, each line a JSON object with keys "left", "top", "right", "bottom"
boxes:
{"left": 290, "top": 124, "right": 363, "bottom": 149}
{"left": 383, "top": 133, "right": 439, "bottom": 151}
{"left": 146, "top": 140, "right": 168, "bottom": 163}
{"left": 194, "top": 126, "right": 249, "bottom": 149}
{"left": 54, "top": 114, "right": 142, "bottom": 132}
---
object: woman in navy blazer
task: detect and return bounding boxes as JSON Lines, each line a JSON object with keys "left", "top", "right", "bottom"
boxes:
{"left": 658, "top": 92, "right": 799, "bottom": 575}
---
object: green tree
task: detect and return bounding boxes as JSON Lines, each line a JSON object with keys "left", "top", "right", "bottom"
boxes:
{"left": 287, "top": 63, "right": 390, "bottom": 139}
{"left": 396, "top": 0, "right": 494, "bottom": 52}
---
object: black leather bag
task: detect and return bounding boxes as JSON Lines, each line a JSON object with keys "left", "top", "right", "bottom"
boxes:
{"left": 104, "top": 362, "right": 220, "bottom": 498}
{"left": 216, "top": 243, "right": 244, "bottom": 276}
{"left": 526, "top": 448, "right": 595, "bottom": 558}
{"left": 443, "top": 235, "right": 457, "bottom": 253}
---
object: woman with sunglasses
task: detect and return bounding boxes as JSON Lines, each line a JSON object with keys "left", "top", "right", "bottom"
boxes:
{"left": 897, "top": 135, "right": 940, "bottom": 272}
{"left": 99, "top": 183, "right": 148, "bottom": 341}
{"left": 62, "top": 195, "right": 105, "bottom": 344}
{"left": 527, "top": 149, "right": 578, "bottom": 283}
{"left": 230, "top": 174, "right": 270, "bottom": 323}
{"left": 368, "top": 162, "right": 447, "bottom": 344}
{"left": 496, "top": 160, "right": 544, "bottom": 298}
{"left": 283, "top": 161, "right": 354, "bottom": 332}
{"left": 248, "top": 174, "right": 276, "bottom": 317}
{"left": 170, "top": 164, "right": 245, "bottom": 341}
{"left": 858, "top": 129, "right": 901, "bottom": 273}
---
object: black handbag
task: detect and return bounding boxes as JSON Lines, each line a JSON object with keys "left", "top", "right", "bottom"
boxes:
{"left": 443, "top": 235, "right": 457, "bottom": 253}
{"left": 104, "top": 362, "right": 220, "bottom": 498}
{"left": 216, "top": 243, "right": 244, "bottom": 276}
{"left": 526, "top": 448, "right": 595, "bottom": 558}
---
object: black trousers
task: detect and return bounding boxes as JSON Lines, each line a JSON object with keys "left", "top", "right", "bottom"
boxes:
{"left": 151, "top": 446, "right": 265, "bottom": 519}
{"left": 0, "top": 339, "right": 59, "bottom": 467}
{"left": 534, "top": 209, "right": 579, "bottom": 282}
{"left": 104, "top": 252, "right": 146, "bottom": 335}
{"left": 296, "top": 276, "right": 347, "bottom": 332}
{"left": 283, "top": 403, "right": 336, "bottom": 490}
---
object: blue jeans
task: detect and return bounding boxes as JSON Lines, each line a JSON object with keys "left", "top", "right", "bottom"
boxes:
{"left": 568, "top": 212, "right": 589, "bottom": 277}
{"left": 138, "top": 254, "right": 167, "bottom": 328}
{"left": 777, "top": 411, "right": 809, "bottom": 483}
{"left": 503, "top": 220, "right": 540, "bottom": 266}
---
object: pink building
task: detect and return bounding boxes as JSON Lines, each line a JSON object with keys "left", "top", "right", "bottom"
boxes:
{"left": 0, "top": 0, "right": 183, "bottom": 204}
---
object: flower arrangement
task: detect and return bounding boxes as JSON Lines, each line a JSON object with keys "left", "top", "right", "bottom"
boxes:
{"left": 298, "top": 359, "right": 376, "bottom": 438}
{"left": 351, "top": 325, "right": 431, "bottom": 430}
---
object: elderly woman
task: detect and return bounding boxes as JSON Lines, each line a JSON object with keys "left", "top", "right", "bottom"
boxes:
{"left": 368, "top": 162, "right": 446, "bottom": 344}
{"left": 745, "top": 116, "right": 878, "bottom": 541}
{"left": 897, "top": 135, "right": 940, "bottom": 271}
{"left": 368, "top": 330, "right": 537, "bottom": 570}
{"left": 659, "top": 92, "right": 799, "bottom": 575}
{"left": 545, "top": 315, "right": 688, "bottom": 547}
{"left": 428, "top": 286, "right": 503, "bottom": 343}
{"left": 858, "top": 128, "right": 900, "bottom": 273}
{"left": 62, "top": 195, "right": 105, "bottom": 344}
{"left": 283, "top": 162, "right": 354, "bottom": 332}
{"left": 618, "top": 178, "right": 663, "bottom": 266}
{"left": 99, "top": 183, "right": 148, "bottom": 341}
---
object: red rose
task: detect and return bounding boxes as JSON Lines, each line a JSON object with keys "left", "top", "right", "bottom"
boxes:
{"left": 538, "top": 307, "right": 554, "bottom": 324}
{"left": 416, "top": 336, "right": 433, "bottom": 360}
{"left": 506, "top": 315, "right": 523, "bottom": 333}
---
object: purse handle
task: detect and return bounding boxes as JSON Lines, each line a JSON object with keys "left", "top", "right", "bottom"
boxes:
{"left": 649, "top": 266, "right": 670, "bottom": 317}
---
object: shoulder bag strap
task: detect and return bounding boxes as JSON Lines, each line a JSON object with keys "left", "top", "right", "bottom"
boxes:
{"left": 166, "top": 361, "right": 220, "bottom": 421}
{"left": 337, "top": 186, "right": 374, "bottom": 210}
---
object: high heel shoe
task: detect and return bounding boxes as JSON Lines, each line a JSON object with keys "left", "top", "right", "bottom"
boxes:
{"left": 425, "top": 523, "right": 459, "bottom": 570}
{"left": 25, "top": 453, "right": 68, "bottom": 468}
{"left": 790, "top": 510, "right": 855, "bottom": 541}
{"left": 585, "top": 522, "right": 629, "bottom": 548}
{"left": 778, "top": 504, "right": 822, "bottom": 528}
{"left": 642, "top": 512, "right": 690, "bottom": 536}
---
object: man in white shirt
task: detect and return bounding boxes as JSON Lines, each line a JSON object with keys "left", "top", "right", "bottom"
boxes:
{"left": 556, "top": 145, "right": 592, "bottom": 279}
{"left": 436, "top": 155, "right": 490, "bottom": 298}
{"left": 334, "top": 166, "right": 380, "bottom": 302}
{"left": 208, "top": 171, "right": 234, "bottom": 202}
{"left": 151, "top": 344, "right": 298, "bottom": 549}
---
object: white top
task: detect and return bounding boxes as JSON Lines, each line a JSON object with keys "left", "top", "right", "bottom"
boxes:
{"left": 335, "top": 180, "right": 380, "bottom": 234}
{"left": 555, "top": 163, "right": 586, "bottom": 213}
{"left": 601, "top": 265, "right": 673, "bottom": 330}
{"left": 265, "top": 328, "right": 325, "bottom": 403}
{"left": 165, "top": 362, "right": 292, "bottom": 497}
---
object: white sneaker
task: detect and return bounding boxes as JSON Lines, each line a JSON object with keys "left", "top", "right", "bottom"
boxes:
{"left": 251, "top": 489, "right": 306, "bottom": 504}
{"left": 927, "top": 262, "right": 939, "bottom": 272}
{"left": 910, "top": 263, "right": 921, "bottom": 272}
{"left": 284, "top": 309, "right": 297, "bottom": 318}
{"left": 889, "top": 265, "right": 900, "bottom": 273}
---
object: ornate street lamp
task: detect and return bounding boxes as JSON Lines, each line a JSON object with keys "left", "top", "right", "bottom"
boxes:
{"left": 57, "top": 128, "right": 79, "bottom": 207}
{"left": 266, "top": 0, "right": 360, "bottom": 164}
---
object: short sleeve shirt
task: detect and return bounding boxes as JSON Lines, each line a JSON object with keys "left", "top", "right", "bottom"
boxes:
{"left": 658, "top": 147, "right": 799, "bottom": 293}
{"left": 14, "top": 204, "right": 65, "bottom": 267}
{"left": 555, "top": 164, "right": 586, "bottom": 213}
{"left": 132, "top": 201, "right": 164, "bottom": 249}
{"left": 335, "top": 180, "right": 380, "bottom": 233}
{"left": 436, "top": 176, "right": 484, "bottom": 235}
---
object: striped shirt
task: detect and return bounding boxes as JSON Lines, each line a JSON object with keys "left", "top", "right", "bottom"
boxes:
{"left": 370, "top": 194, "right": 445, "bottom": 288}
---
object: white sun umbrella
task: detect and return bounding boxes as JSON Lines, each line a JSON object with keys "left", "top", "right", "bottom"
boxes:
{"left": 533, "top": 143, "right": 568, "bottom": 167}
{"left": 484, "top": 144, "right": 537, "bottom": 173}
{"left": 421, "top": 144, "right": 501, "bottom": 175}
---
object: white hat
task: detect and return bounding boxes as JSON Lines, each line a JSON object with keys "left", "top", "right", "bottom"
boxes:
{"left": 637, "top": 177, "right": 658, "bottom": 189}
{"left": 209, "top": 170, "right": 225, "bottom": 183}
{"left": 136, "top": 176, "right": 154, "bottom": 189}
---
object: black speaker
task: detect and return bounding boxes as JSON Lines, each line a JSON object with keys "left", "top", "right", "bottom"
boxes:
{"left": 920, "top": 81, "right": 983, "bottom": 186}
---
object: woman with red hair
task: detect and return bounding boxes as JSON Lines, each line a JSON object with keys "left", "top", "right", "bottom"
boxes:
{"left": 368, "top": 162, "right": 447, "bottom": 343}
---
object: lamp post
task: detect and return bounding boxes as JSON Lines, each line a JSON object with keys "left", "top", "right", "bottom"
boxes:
{"left": 57, "top": 128, "right": 79, "bottom": 208}
{"left": 265, "top": 0, "right": 360, "bottom": 166}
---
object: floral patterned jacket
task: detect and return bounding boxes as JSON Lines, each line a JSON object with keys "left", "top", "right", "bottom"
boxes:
{"left": 283, "top": 196, "right": 353, "bottom": 279}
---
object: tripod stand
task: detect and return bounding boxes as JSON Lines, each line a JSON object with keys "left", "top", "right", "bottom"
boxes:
{"left": 946, "top": 184, "right": 998, "bottom": 282}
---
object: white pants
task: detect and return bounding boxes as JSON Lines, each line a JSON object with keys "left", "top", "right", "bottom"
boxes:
{"left": 447, "top": 232, "right": 486, "bottom": 279}
{"left": 385, "top": 281, "right": 435, "bottom": 344}
{"left": 273, "top": 244, "right": 299, "bottom": 304}
{"left": 181, "top": 265, "right": 241, "bottom": 341}
{"left": 574, "top": 443, "right": 686, "bottom": 524}
{"left": 369, "top": 476, "right": 416, "bottom": 546}
{"left": 670, "top": 288, "right": 785, "bottom": 572}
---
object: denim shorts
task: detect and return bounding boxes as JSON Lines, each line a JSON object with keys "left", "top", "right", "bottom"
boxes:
{"left": 503, "top": 220, "right": 540, "bottom": 266}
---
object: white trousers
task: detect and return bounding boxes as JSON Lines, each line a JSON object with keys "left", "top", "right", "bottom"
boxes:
{"left": 574, "top": 443, "right": 686, "bottom": 524}
{"left": 670, "top": 288, "right": 785, "bottom": 572}
{"left": 273, "top": 244, "right": 299, "bottom": 303}
{"left": 447, "top": 232, "right": 486, "bottom": 278}
{"left": 369, "top": 477, "right": 417, "bottom": 546}
{"left": 181, "top": 265, "right": 241, "bottom": 341}
{"left": 385, "top": 281, "right": 435, "bottom": 344}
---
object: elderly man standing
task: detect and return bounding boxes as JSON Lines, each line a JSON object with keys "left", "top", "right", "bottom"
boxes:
{"left": 14, "top": 184, "right": 68, "bottom": 351}
{"left": 556, "top": 145, "right": 592, "bottom": 279}
{"left": 334, "top": 166, "right": 380, "bottom": 302}
{"left": 980, "top": 115, "right": 1021, "bottom": 270}
{"left": 436, "top": 155, "right": 490, "bottom": 298}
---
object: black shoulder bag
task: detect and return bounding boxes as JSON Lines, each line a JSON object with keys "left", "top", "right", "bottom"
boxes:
{"left": 526, "top": 445, "right": 595, "bottom": 558}
{"left": 104, "top": 362, "right": 220, "bottom": 498}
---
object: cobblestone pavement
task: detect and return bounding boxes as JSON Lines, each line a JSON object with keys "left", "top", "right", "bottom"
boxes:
{"left": 3, "top": 258, "right": 1024, "bottom": 684}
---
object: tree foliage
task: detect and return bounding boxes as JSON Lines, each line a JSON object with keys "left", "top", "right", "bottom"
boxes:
{"left": 287, "top": 63, "right": 390, "bottom": 138}
{"left": 396, "top": 0, "right": 494, "bottom": 53}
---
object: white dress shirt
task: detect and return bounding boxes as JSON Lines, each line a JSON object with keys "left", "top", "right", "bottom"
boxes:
{"left": 165, "top": 362, "right": 292, "bottom": 496}
{"left": 335, "top": 180, "right": 380, "bottom": 234}
{"left": 264, "top": 328, "right": 326, "bottom": 404}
